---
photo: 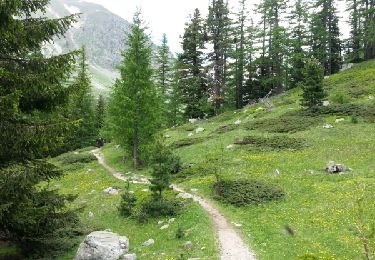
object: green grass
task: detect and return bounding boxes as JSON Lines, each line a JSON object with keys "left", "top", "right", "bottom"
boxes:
{"left": 50, "top": 147, "right": 218, "bottom": 260}
{"left": 164, "top": 60, "right": 375, "bottom": 259}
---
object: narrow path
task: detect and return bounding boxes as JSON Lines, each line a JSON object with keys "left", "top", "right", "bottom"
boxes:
{"left": 91, "top": 148, "right": 257, "bottom": 260}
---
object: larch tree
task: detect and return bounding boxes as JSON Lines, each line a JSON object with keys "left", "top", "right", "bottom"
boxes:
{"left": 106, "top": 11, "right": 160, "bottom": 168}
{"left": 301, "top": 58, "right": 326, "bottom": 108}
{"left": 363, "top": 0, "right": 375, "bottom": 60}
{"left": 0, "top": 0, "right": 80, "bottom": 256}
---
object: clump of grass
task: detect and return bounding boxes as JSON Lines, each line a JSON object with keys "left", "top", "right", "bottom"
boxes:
{"left": 213, "top": 179, "right": 285, "bottom": 206}
{"left": 348, "top": 88, "right": 370, "bottom": 98}
{"left": 170, "top": 137, "right": 211, "bottom": 149}
{"left": 212, "top": 124, "right": 238, "bottom": 134}
{"left": 330, "top": 91, "right": 351, "bottom": 104}
{"left": 244, "top": 115, "right": 322, "bottom": 133}
{"left": 234, "top": 135, "right": 306, "bottom": 151}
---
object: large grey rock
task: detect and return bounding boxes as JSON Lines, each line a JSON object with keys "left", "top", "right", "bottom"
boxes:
{"left": 75, "top": 231, "right": 129, "bottom": 260}
{"left": 123, "top": 253, "right": 137, "bottom": 260}
{"left": 326, "top": 161, "right": 346, "bottom": 174}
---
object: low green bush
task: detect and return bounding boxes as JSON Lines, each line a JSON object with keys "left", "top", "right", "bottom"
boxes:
{"left": 244, "top": 115, "right": 322, "bottom": 133}
{"left": 330, "top": 91, "right": 351, "bottom": 104}
{"left": 170, "top": 137, "right": 211, "bottom": 149}
{"left": 55, "top": 152, "right": 97, "bottom": 165}
{"left": 135, "top": 197, "right": 184, "bottom": 223}
{"left": 212, "top": 124, "right": 238, "bottom": 134}
{"left": 234, "top": 135, "right": 306, "bottom": 151}
{"left": 213, "top": 179, "right": 285, "bottom": 206}
{"left": 118, "top": 182, "right": 137, "bottom": 218}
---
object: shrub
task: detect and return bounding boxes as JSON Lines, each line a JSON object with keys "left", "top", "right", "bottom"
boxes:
{"left": 170, "top": 136, "right": 211, "bottom": 149}
{"left": 212, "top": 124, "right": 238, "bottom": 134}
{"left": 234, "top": 135, "right": 306, "bottom": 151}
{"left": 213, "top": 179, "right": 285, "bottom": 206}
{"left": 176, "top": 226, "right": 185, "bottom": 239}
{"left": 55, "top": 152, "right": 97, "bottom": 165}
{"left": 118, "top": 182, "right": 137, "bottom": 217}
{"left": 330, "top": 91, "right": 351, "bottom": 104}
{"left": 244, "top": 115, "right": 322, "bottom": 133}
{"left": 136, "top": 197, "right": 183, "bottom": 222}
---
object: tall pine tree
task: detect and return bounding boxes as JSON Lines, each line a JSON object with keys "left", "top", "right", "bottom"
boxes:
{"left": 0, "top": 0, "right": 80, "bottom": 255}
{"left": 107, "top": 11, "right": 160, "bottom": 168}
{"left": 179, "top": 8, "right": 209, "bottom": 119}
{"left": 207, "top": 0, "right": 232, "bottom": 112}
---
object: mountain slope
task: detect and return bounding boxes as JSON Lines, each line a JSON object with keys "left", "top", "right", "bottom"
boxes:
{"left": 45, "top": 0, "right": 131, "bottom": 94}
{"left": 163, "top": 60, "right": 375, "bottom": 259}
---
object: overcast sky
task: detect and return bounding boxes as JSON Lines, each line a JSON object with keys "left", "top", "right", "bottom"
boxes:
{"left": 84, "top": 0, "right": 349, "bottom": 53}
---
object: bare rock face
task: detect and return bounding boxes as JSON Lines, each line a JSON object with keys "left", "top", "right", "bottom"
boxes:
{"left": 326, "top": 161, "right": 346, "bottom": 174}
{"left": 75, "top": 231, "right": 129, "bottom": 260}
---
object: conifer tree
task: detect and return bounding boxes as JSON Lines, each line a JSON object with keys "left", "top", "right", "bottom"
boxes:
{"left": 289, "top": 0, "right": 309, "bottom": 88}
{"left": 107, "top": 11, "right": 160, "bottom": 168}
{"left": 0, "top": 0, "right": 80, "bottom": 255}
{"left": 363, "top": 0, "right": 375, "bottom": 60}
{"left": 243, "top": 20, "right": 258, "bottom": 102}
{"left": 207, "top": 0, "right": 232, "bottom": 111}
{"left": 301, "top": 58, "right": 326, "bottom": 108}
{"left": 310, "top": 0, "right": 342, "bottom": 75}
{"left": 65, "top": 47, "right": 97, "bottom": 149}
{"left": 179, "top": 9, "right": 209, "bottom": 119}
{"left": 96, "top": 94, "right": 106, "bottom": 130}
{"left": 347, "top": 0, "right": 364, "bottom": 62}
{"left": 156, "top": 33, "right": 171, "bottom": 96}
{"left": 167, "top": 59, "right": 184, "bottom": 126}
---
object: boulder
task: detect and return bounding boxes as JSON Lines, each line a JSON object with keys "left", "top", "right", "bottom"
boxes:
{"left": 75, "top": 231, "right": 129, "bottom": 260}
{"left": 123, "top": 253, "right": 137, "bottom": 260}
{"left": 326, "top": 161, "right": 346, "bottom": 174}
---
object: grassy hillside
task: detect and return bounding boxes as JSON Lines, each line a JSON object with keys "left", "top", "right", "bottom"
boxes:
{"left": 163, "top": 60, "right": 375, "bottom": 259}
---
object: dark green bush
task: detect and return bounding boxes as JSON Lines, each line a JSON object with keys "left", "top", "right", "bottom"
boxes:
{"left": 136, "top": 197, "right": 183, "bottom": 222}
{"left": 213, "top": 179, "right": 285, "bottom": 206}
{"left": 170, "top": 137, "right": 211, "bottom": 149}
{"left": 55, "top": 152, "right": 97, "bottom": 165}
{"left": 234, "top": 135, "right": 306, "bottom": 151}
{"left": 212, "top": 124, "right": 238, "bottom": 134}
{"left": 175, "top": 226, "right": 185, "bottom": 239}
{"left": 119, "top": 182, "right": 137, "bottom": 217}
{"left": 244, "top": 115, "right": 322, "bottom": 133}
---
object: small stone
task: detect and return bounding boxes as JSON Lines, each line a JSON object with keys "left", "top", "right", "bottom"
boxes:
{"left": 235, "top": 223, "right": 243, "bottom": 227}
{"left": 168, "top": 218, "right": 176, "bottom": 223}
{"left": 165, "top": 135, "right": 171, "bottom": 138}
{"left": 88, "top": 212, "right": 94, "bottom": 218}
{"left": 103, "top": 187, "right": 119, "bottom": 195}
{"left": 160, "top": 224, "right": 169, "bottom": 230}
{"left": 323, "top": 100, "right": 330, "bottom": 107}
{"left": 188, "top": 133, "right": 194, "bottom": 137}
{"left": 176, "top": 193, "right": 193, "bottom": 199}
{"left": 187, "top": 258, "right": 200, "bottom": 260}
{"left": 369, "top": 95, "right": 374, "bottom": 100}
{"left": 189, "top": 118, "right": 198, "bottom": 124}
{"left": 323, "top": 124, "right": 334, "bottom": 129}
{"left": 201, "top": 247, "right": 206, "bottom": 250}
{"left": 234, "top": 119, "right": 241, "bottom": 125}
{"left": 143, "top": 239, "right": 154, "bottom": 247}
{"left": 123, "top": 253, "right": 137, "bottom": 260}
{"left": 142, "top": 189, "right": 149, "bottom": 192}
{"left": 184, "top": 241, "right": 194, "bottom": 250}
{"left": 226, "top": 144, "right": 234, "bottom": 149}
{"left": 157, "top": 220, "right": 164, "bottom": 225}
{"left": 74, "top": 151, "right": 79, "bottom": 155}
{"left": 195, "top": 127, "right": 205, "bottom": 133}
{"left": 190, "top": 188, "right": 198, "bottom": 192}
{"left": 326, "top": 161, "right": 346, "bottom": 174}
{"left": 335, "top": 118, "right": 345, "bottom": 123}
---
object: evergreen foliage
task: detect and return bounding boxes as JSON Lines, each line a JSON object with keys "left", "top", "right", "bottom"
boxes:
{"left": 179, "top": 9, "right": 209, "bottom": 119}
{"left": 64, "top": 47, "right": 97, "bottom": 150}
{"left": 0, "top": 0, "right": 81, "bottom": 255}
{"left": 301, "top": 58, "right": 326, "bottom": 107}
{"left": 96, "top": 94, "right": 106, "bottom": 130}
{"left": 106, "top": 11, "right": 161, "bottom": 168}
